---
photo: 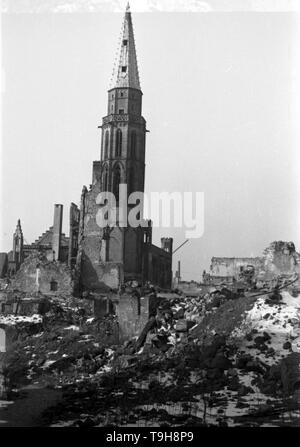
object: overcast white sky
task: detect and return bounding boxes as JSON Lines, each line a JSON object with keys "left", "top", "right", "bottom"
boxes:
{"left": 1, "top": 3, "right": 300, "bottom": 280}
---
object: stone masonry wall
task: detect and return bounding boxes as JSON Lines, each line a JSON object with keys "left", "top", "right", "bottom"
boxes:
{"left": 210, "top": 257, "right": 264, "bottom": 278}
{"left": 11, "top": 254, "right": 73, "bottom": 295}
{"left": 209, "top": 241, "right": 300, "bottom": 281}
{"left": 115, "top": 294, "right": 154, "bottom": 342}
{"left": 263, "top": 241, "right": 300, "bottom": 277}
{"left": 78, "top": 184, "right": 124, "bottom": 291}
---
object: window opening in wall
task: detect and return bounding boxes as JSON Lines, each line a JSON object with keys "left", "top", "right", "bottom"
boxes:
{"left": 137, "top": 296, "right": 141, "bottom": 316}
{"left": 50, "top": 280, "right": 58, "bottom": 292}
{"left": 104, "top": 131, "right": 109, "bottom": 158}
{"left": 116, "top": 129, "right": 122, "bottom": 156}
{"left": 113, "top": 165, "right": 121, "bottom": 201}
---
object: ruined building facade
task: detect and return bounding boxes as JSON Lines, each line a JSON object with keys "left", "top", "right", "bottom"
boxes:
{"left": 6, "top": 204, "right": 74, "bottom": 278}
{"left": 203, "top": 241, "right": 300, "bottom": 285}
{"left": 3, "top": 7, "right": 172, "bottom": 293}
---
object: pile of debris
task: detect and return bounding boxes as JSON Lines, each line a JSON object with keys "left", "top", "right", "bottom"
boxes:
{"left": 1, "top": 270, "right": 300, "bottom": 427}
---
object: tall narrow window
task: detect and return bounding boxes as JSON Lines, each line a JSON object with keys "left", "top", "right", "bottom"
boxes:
{"left": 116, "top": 129, "right": 122, "bottom": 157}
{"left": 104, "top": 131, "right": 109, "bottom": 159}
{"left": 113, "top": 165, "right": 121, "bottom": 201}
{"left": 130, "top": 131, "right": 136, "bottom": 159}
{"left": 129, "top": 167, "right": 135, "bottom": 194}
{"left": 102, "top": 166, "right": 108, "bottom": 191}
{"left": 50, "top": 280, "right": 58, "bottom": 291}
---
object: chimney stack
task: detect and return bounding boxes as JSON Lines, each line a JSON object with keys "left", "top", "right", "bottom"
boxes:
{"left": 52, "top": 204, "right": 63, "bottom": 261}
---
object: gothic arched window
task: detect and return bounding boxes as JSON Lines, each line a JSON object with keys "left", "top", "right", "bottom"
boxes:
{"left": 102, "top": 165, "right": 108, "bottom": 191}
{"left": 130, "top": 131, "right": 136, "bottom": 158}
{"left": 104, "top": 131, "right": 109, "bottom": 159}
{"left": 113, "top": 165, "right": 121, "bottom": 201}
{"left": 129, "top": 167, "right": 135, "bottom": 194}
{"left": 116, "top": 129, "right": 122, "bottom": 157}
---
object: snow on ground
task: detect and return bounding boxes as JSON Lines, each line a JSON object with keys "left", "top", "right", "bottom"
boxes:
{"left": 230, "top": 292, "right": 300, "bottom": 365}
{"left": 42, "top": 360, "right": 56, "bottom": 369}
{"left": 105, "top": 348, "right": 115, "bottom": 358}
{"left": 86, "top": 318, "right": 95, "bottom": 324}
{"left": 0, "top": 314, "right": 42, "bottom": 326}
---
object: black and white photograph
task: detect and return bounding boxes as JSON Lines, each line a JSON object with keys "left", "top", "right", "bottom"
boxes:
{"left": 0, "top": 0, "right": 300, "bottom": 432}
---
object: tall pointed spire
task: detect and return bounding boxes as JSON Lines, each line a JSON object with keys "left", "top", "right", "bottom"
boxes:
{"left": 110, "top": 3, "right": 141, "bottom": 90}
{"left": 13, "top": 218, "right": 23, "bottom": 267}
{"left": 15, "top": 219, "right": 23, "bottom": 235}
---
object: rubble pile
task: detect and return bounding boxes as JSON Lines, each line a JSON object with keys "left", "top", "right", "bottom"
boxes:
{"left": 131, "top": 287, "right": 242, "bottom": 355}
{"left": 1, "top": 296, "right": 119, "bottom": 394}
{"left": 0, "top": 271, "right": 300, "bottom": 427}
{"left": 51, "top": 286, "right": 300, "bottom": 426}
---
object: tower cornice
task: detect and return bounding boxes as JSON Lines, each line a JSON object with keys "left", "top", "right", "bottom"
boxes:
{"left": 107, "top": 86, "right": 143, "bottom": 96}
{"left": 102, "top": 113, "right": 146, "bottom": 127}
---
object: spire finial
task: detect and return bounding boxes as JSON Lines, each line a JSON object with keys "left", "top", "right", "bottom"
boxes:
{"left": 126, "top": 2, "right": 130, "bottom": 12}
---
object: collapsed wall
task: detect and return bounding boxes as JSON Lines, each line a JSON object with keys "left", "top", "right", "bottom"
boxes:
{"left": 10, "top": 253, "right": 73, "bottom": 295}
{"left": 263, "top": 241, "right": 300, "bottom": 277}
{"left": 76, "top": 186, "right": 124, "bottom": 292}
{"left": 115, "top": 294, "right": 159, "bottom": 342}
{"left": 208, "top": 241, "right": 300, "bottom": 282}
{"left": 210, "top": 257, "right": 263, "bottom": 278}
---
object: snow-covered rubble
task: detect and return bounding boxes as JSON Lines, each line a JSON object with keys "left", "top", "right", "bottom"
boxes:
{"left": 231, "top": 292, "right": 300, "bottom": 365}
{"left": 0, "top": 314, "right": 42, "bottom": 326}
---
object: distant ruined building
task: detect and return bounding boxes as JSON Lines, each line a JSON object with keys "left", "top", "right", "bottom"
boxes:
{"left": 203, "top": 241, "right": 300, "bottom": 285}
{"left": 5, "top": 205, "right": 73, "bottom": 278}
{"left": 2, "top": 5, "right": 173, "bottom": 294}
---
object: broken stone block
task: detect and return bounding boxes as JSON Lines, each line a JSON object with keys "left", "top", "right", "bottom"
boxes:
{"left": 175, "top": 319, "right": 188, "bottom": 333}
{"left": 173, "top": 307, "right": 184, "bottom": 319}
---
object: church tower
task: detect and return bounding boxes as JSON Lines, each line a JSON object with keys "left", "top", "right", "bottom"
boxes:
{"left": 77, "top": 4, "right": 172, "bottom": 292}
{"left": 12, "top": 219, "right": 24, "bottom": 271}
{"left": 94, "top": 3, "right": 146, "bottom": 205}
{"left": 80, "top": 4, "right": 148, "bottom": 290}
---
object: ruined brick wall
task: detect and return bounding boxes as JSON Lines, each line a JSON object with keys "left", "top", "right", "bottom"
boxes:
{"left": 10, "top": 254, "right": 73, "bottom": 295}
{"left": 263, "top": 241, "right": 300, "bottom": 277}
{"left": 77, "top": 182, "right": 142, "bottom": 291}
{"left": 115, "top": 294, "right": 153, "bottom": 342}
{"left": 0, "top": 325, "right": 21, "bottom": 352}
{"left": 81, "top": 260, "right": 122, "bottom": 291}
{"left": 68, "top": 203, "right": 80, "bottom": 269}
{"left": 0, "top": 254, "right": 8, "bottom": 278}
{"left": 0, "top": 328, "right": 5, "bottom": 353}
{"left": 124, "top": 227, "right": 143, "bottom": 282}
{"left": 210, "top": 257, "right": 264, "bottom": 279}
{"left": 209, "top": 241, "right": 300, "bottom": 281}
{"left": 0, "top": 323, "right": 43, "bottom": 354}
{"left": 78, "top": 183, "right": 111, "bottom": 291}
{"left": 147, "top": 244, "right": 172, "bottom": 289}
